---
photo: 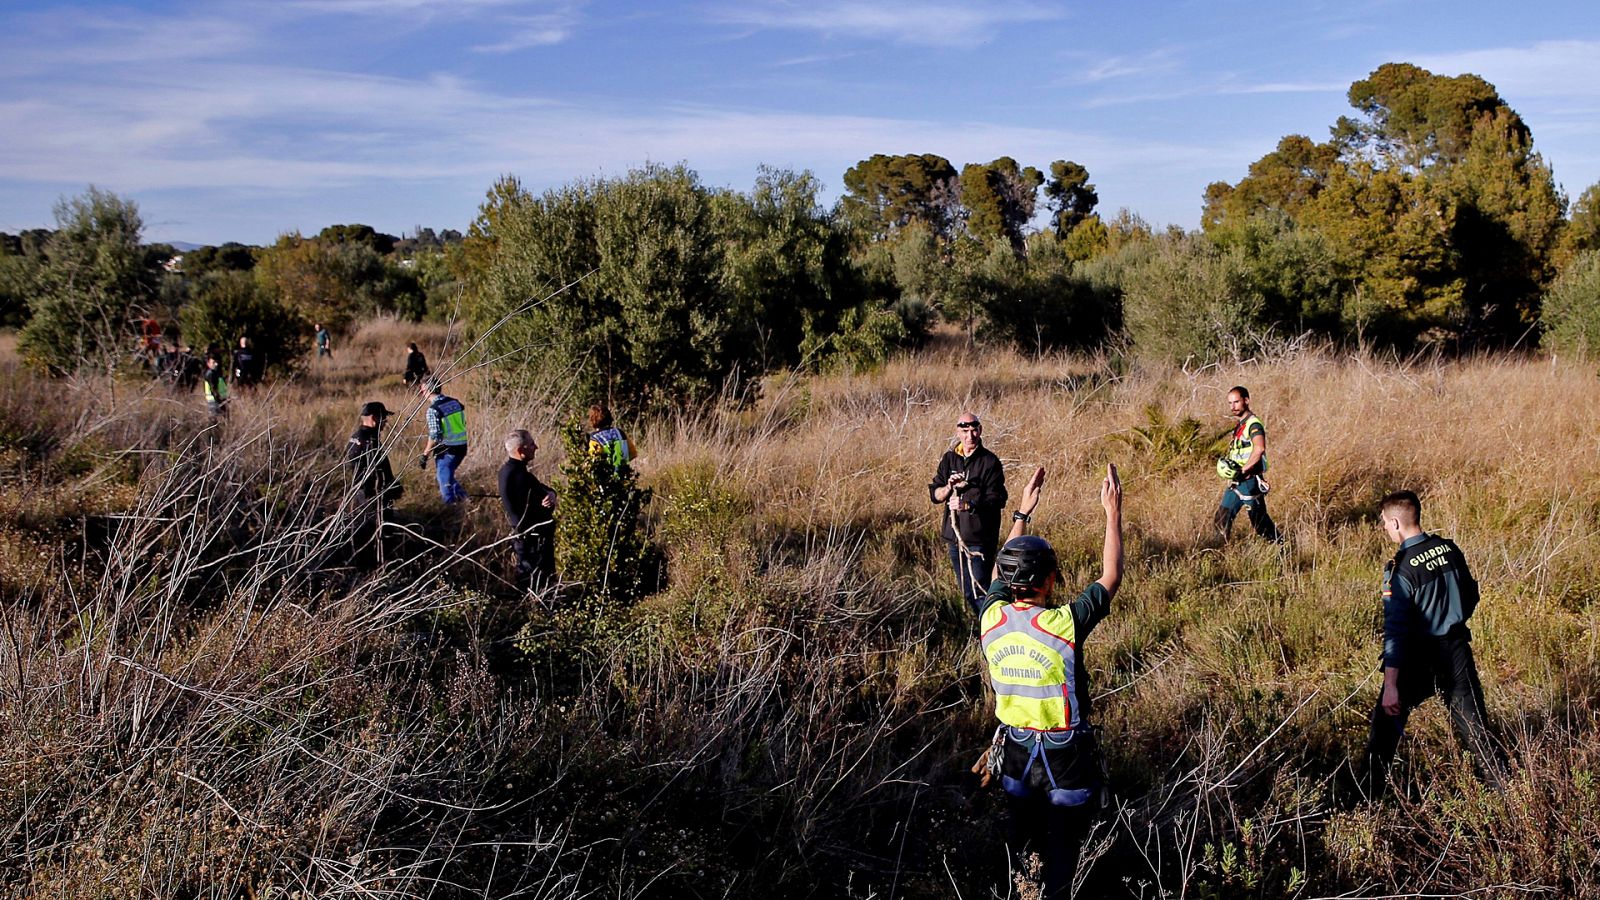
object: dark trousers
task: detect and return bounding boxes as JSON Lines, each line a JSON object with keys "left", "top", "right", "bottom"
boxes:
{"left": 513, "top": 533, "right": 555, "bottom": 592}
{"left": 1363, "top": 630, "right": 1508, "bottom": 792}
{"left": 1214, "top": 476, "right": 1278, "bottom": 541}
{"left": 1001, "top": 729, "right": 1101, "bottom": 900}
{"left": 948, "top": 542, "right": 995, "bottom": 616}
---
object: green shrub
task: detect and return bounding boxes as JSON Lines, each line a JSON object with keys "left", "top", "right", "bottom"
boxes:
{"left": 1122, "top": 234, "right": 1266, "bottom": 363}
{"left": 179, "top": 271, "right": 309, "bottom": 374}
{"left": 553, "top": 423, "right": 655, "bottom": 608}
{"left": 1540, "top": 250, "right": 1600, "bottom": 357}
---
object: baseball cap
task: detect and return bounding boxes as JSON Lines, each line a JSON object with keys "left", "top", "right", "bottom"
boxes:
{"left": 360, "top": 401, "right": 390, "bottom": 419}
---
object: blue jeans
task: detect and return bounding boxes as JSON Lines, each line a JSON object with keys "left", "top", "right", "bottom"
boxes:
{"left": 948, "top": 543, "right": 995, "bottom": 615}
{"left": 434, "top": 448, "right": 467, "bottom": 503}
{"left": 1215, "top": 475, "right": 1278, "bottom": 541}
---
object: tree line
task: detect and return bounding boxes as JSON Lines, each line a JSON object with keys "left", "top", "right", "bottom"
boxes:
{"left": 6, "top": 62, "right": 1600, "bottom": 409}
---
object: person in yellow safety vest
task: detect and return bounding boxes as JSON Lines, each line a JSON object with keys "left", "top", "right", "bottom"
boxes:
{"left": 419, "top": 378, "right": 469, "bottom": 504}
{"left": 1213, "top": 385, "right": 1280, "bottom": 542}
{"left": 586, "top": 403, "right": 635, "bottom": 469}
{"left": 201, "top": 354, "right": 229, "bottom": 419}
{"left": 976, "top": 463, "right": 1123, "bottom": 900}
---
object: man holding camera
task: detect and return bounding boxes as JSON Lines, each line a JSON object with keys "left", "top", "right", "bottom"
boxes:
{"left": 929, "top": 412, "right": 1008, "bottom": 615}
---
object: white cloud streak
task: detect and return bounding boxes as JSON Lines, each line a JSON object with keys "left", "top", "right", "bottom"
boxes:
{"left": 1411, "top": 40, "right": 1600, "bottom": 99}
{"left": 705, "top": 0, "right": 1062, "bottom": 47}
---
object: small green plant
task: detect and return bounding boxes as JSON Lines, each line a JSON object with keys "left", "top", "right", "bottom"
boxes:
{"left": 1112, "top": 403, "right": 1230, "bottom": 473}
{"left": 554, "top": 423, "right": 655, "bottom": 609}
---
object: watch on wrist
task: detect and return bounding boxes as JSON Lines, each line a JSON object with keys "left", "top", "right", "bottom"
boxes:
{"left": 1012, "top": 510, "right": 1031, "bottom": 523}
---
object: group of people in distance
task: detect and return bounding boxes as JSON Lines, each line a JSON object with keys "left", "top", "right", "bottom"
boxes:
{"left": 342, "top": 367, "right": 633, "bottom": 593}
{"left": 938, "top": 386, "right": 1505, "bottom": 898}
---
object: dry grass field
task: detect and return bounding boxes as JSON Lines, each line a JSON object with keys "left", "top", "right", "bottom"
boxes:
{"left": 3, "top": 320, "right": 1600, "bottom": 898}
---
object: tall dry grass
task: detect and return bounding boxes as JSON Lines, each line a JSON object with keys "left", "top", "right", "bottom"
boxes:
{"left": 4, "top": 323, "right": 1600, "bottom": 898}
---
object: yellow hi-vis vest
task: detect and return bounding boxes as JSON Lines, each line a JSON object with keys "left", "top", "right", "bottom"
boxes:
{"left": 980, "top": 601, "right": 1079, "bottom": 731}
{"left": 1222, "top": 413, "right": 1266, "bottom": 473}
{"left": 204, "top": 372, "right": 228, "bottom": 403}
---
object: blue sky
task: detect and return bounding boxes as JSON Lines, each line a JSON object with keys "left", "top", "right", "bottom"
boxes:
{"left": 1, "top": 0, "right": 1597, "bottom": 245}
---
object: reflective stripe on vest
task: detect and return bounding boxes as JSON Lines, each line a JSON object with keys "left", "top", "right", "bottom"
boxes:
{"left": 980, "top": 603, "right": 1078, "bottom": 731}
{"left": 590, "top": 428, "right": 629, "bottom": 466}
{"left": 1227, "top": 414, "right": 1266, "bottom": 472}
{"left": 432, "top": 397, "right": 468, "bottom": 445}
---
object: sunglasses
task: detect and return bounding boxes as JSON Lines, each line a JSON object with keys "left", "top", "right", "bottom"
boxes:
{"left": 956, "top": 421, "right": 980, "bottom": 430}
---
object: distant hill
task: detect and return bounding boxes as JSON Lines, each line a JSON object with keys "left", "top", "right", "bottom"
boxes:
{"left": 164, "top": 241, "right": 204, "bottom": 251}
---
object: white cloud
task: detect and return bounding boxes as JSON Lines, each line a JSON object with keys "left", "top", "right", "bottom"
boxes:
{"left": 1223, "top": 81, "right": 1345, "bottom": 95}
{"left": 0, "top": 54, "right": 1219, "bottom": 202}
{"left": 1064, "top": 49, "right": 1183, "bottom": 84}
{"left": 706, "top": 0, "right": 1062, "bottom": 47}
{"left": 1411, "top": 40, "right": 1600, "bottom": 100}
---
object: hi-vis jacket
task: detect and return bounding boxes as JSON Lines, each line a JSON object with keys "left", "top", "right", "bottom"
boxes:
{"left": 1223, "top": 413, "right": 1267, "bottom": 475}
{"left": 979, "top": 580, "right": 1112, "bottom": 732}
{"left": 982, "top": 601, "right": 1079, "bottom": 730}
{"left": 203, "top": 369, "right": 228, "bottom": 403}
{"left": 427, "top": 395, "right": 468, "bottom": 448}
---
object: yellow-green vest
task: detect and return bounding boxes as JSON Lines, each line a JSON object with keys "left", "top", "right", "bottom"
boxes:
{"left": 980, "top": 601, "right": 1079, "bottom": 731}
{"left": 1225, "top": 414, "right": 1266, "bottom": 471}
{"left": 432, "top": 396, "right": 468, "bottom": 446}
{"left": 204, "top": 372, "right": 228, "bottom": 403}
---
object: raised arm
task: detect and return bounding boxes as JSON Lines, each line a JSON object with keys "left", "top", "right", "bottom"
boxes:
{"left": 1005, "top": 467, "right": 1046, "bottom": 541}
{"left": 1095, "top": 463, "right": 1124, "bottom": 598}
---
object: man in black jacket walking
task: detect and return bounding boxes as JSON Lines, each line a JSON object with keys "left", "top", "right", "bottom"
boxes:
{"left": 1364, "top": 490, "right": 1508, "bottom": 794}
{"left": 499, "top": 429, "right": 558, "bottom": 592}
{"left": 345, "top": 401, "right": 402, "bottom": 563}
{"left": 929, "top": 412, "right": 1008, "bottom": 615}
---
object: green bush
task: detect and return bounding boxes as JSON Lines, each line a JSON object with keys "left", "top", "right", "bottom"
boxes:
{"left": 975, "top": 234, "right": 1118, "bottom": 352}
{"left": 1122, "top": 234, "right": 1266, "bottom": 363}
{"left": 18, "top": 188, "right": 160, "bottom": 374}
{"left": 179, "top": 271, "right": 309, "bottom": 374}
{"left": 1540, "top": 250, "right": 1600, "bottom": 357}
{"left": 553, "top": 424, "right": 655, "bottom": 609}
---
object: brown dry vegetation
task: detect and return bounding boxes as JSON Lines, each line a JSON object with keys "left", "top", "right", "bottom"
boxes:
{"left": 4, "top": 321, "right": 1600, "bottom": 898}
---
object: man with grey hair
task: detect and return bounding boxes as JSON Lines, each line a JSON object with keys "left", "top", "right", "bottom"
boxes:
{"left": 498, "top": 429, "right": 558, "bottom": 591}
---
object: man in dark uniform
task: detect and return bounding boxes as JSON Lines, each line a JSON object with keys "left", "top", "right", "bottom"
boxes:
{"left": 977, "top": 464, "right": 1123, "bottom": 899}
{"left": 233, "top": 336, "right": 260, "bottom": 389}
{"left": 346, "top": 402, "right": 401, "bottom": 507}
{"left": 1363, "top": 490, "right": 1508, "bottom": 793}
{"left": 929, "top": 412, "right": 1008, "bottom": 615}
{"left": 499, "top": 429, "right": 558, "bottom": 592}
{"left": 403, "top": 342, "right": 429, "bottom": 387}
{"left": 345, "top": 401, "right": 402, "bottom": 563}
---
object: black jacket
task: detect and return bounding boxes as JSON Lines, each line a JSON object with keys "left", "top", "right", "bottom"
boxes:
{"left": 404, "top": 350, "right": 429, "bottom": 382}
{"left": 928, "top": 444, "right": 1008, "bottom": 550}
{"left": 499, "top": 458, "right": 553, "bottom": 537}
{"left": 346, "top": 425, "right": 400, "bottom": 503}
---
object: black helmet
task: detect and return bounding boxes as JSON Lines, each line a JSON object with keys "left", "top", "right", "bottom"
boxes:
{"left": 994, "top": 535, "right": 1058, "bottom": 591}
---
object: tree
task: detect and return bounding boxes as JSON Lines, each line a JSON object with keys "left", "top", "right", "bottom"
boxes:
{"left": 180, "top": 270, "right": 308, "bottom": 375}
{"left": 959, "top": 157, "right": 1043, "bottom": 249}
{"left": 254, "top": 232, "right": 417, "bottom": 328}
{"left": 1121, "top": 233, "right": 1266, "bottom": 364}
{"left": 316, "top": 223, "right": 398, "bottom": 256}
{"left": 1043, "top": 160, "right": 1098, "bottom": 237}
{"left": 1539, "top": 251, "right": 1600, "bottom": 358}
{"left": 182, "top": 242, "right": 257, "bottom": 277}
{"left": 1202, "top": 135, "right": 1338, "bottom": 229}
{"left": 18, "top": 187, "right": 159, "bottom": 373}
{"left": 1562, "top": 182, "right": 1600, "bottom": 258}
{"left": 840, "top": 153, "right": 959, "bottom": 239}
{"left": 713, "top": 167, "right": 865, "bottom": 371}
{"left": 0, "top": 235, "right": 48, "bottom": 328}
{"left": 1203, "top": 62, "right": 1564, "bottom": 349}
